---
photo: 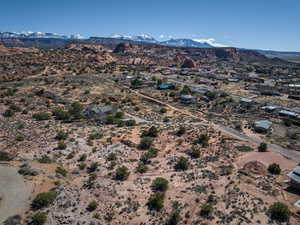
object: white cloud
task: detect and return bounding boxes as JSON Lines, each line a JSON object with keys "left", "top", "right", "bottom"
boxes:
{"left": 193, "top": 38, "right": 228, "bottom": 47}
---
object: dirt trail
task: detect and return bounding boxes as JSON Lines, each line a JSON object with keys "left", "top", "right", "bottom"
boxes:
{"left": 0, "top": 165, "right": 31, "bottom": 223}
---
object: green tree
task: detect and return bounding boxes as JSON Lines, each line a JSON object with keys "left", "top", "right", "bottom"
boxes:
{"left": 174, "top": 157, "right": 189, "bottom": 171}
{"left": 147, "top": 192, "right": 165, "bottom": 211}
{"left": 258, "top": 142, "right": 268, "bottom": 152}
{"left": 268, "top": 163, "right": 281, "bottom": 175}
{"left": 115, "top": 166, "right": 130, "bottom": 181}
{"left": 31, "top": 212, "right": 47, "bottom": 225}
{"left": 151, "top": 177, "right": 169, "bottom": 192}
{"left": 269, "top": 202, "right": 291, "bottom": 222}
{"left": 138, "top": 137, "right": 153, "bottom": 150}
{"left": 31, "top": 191, "right": 57, "bottom": 210}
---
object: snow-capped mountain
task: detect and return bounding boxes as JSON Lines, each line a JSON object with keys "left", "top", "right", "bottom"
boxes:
{"left": 0, "top": 31, "right": 85, "bottom": 39}
{"left": 111, "top": 34, "right": 158, "bottom": 43}
{"left": 160, "top": 38, "right": 213, "bottom": 48}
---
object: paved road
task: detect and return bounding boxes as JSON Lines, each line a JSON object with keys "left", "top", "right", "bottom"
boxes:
{"left": 214, "top": 125, "right": 300, "bottom": 161}
{"left": 0, "top": 165, "right": 31, "bottom": 223}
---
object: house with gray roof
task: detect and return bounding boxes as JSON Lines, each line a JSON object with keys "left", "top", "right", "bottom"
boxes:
{"left": 83, "top": 104, "right": 118, "bottom": 120}
{"left": 288, "top": 166, "right": 300, "bottom": 190}
{"left": 253, "top": 120, "right": 272, "bottom": 133}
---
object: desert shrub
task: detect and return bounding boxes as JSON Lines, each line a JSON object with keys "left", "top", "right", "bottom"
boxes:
{"left": 174, "top": 157, "right": 189, "bottom": 171}
{"left": 268, "top": 202, "right": 291, "bottom": 222}
{"left": 88, "top": 131, "right": 103, "bottom": 140}
{"left": 140, "top": 148, "right": 158, "bottom": 164}
{"left": 176, "top": 126, "right": 186, "bottom": 136}
{"left": 142, "top": 126, "right": 159, "bottom": 138}
{"left": 87, "top": 200, "right": 98, "bottom": 212}
{"left": 106, "top": 114, "right": 117, "bottom": 124}
{"left": 87, "top": 162, "right": 99, "bottom": 173}
{"left": 125, "top": 119, "right": 136, "bottom": 126}
{"left": 31, "top": 191, "right": 57, "bottom": 210}
{"left": 160, "top": 108, "right": 167, "bottom": 114}
{"left": 115, "top": 111, "right": 124, "bottom": 119}
{"left": 268, "top": 163, "right": 281, "bottom": 175}
{"left": 180, "top": 85, "right": 191, "bottom": 95}
{"left": 55, "top": 166, "right": 67, "bottom": 177}
{"left": 166, "top": 209, "right": 181, "bottom": 225}
{"left": 151, "top": 177, "right": 169, "bottom": 192}
{"left": 52, "top": 108, "right": 71, "bottom": 120}
{"left": 3, "top": 109, "right": 15, "bottom": 117}
{"left": 138, "top": 137, "right": 153, "bottom": 150}
{"left": 0, "top": 151, "right": 13, "bottom": 161}
{"left": 78, "top": 154, "right": 87, "bottom": 162}
{"left": 136, "top": 163, "right": 148, "bottom": 173}
{"left": 200, "top": 204, "right": 213, "bottom": 217}
{"left": 236, "top": 145, "right": 253, "bottom": 152}
{"left": 38, "top": 155, "right": 52, "bottom": 164}
{"left": 57, "top": 141, "right": 67, "bottom": 150}
{"left": 115, "top": 166, "right": 130, "bottom": 181}
{"left": 15, "top": 135, "right": 24, "bottom": 142}
{"left": 258, "top": 142, "right": 268, "bottom": 152}
{"left": 31, "top": 212, "right": 47, "bottom": 225}
{"left": 147, "top": 192, "right": 165, "bottom": 211}
{"left": 33, "top": 112, "right": 51, "bottom": 121}
{"left": 55, "top": 130, "right": 68, "bottom": 140}
{"left": 9, "top": 104, "right": 22, "bottom": 112}
{"left": 195, "top": 134, "right": 210, "bottom": 147}
{"left": 68, "top": 102, "right": 83, "bottom": 119}
{"left": 189, "top": 147, "right": 200, "bottom": 158}
{"left": 107, "top": 153, "right": 117, "bottom": 161}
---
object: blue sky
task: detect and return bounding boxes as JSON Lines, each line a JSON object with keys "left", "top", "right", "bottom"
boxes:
{"left": 1, "top": 0, "right": 300, "bottom": 51}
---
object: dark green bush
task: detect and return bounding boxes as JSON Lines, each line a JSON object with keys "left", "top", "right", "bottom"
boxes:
{"left": 258, "top": 142, "right": 268, "bottom": 152}
{"left": 136, "top": 163, "right": 148, "bottom": 173}
{"left": 199, "top": 204, "right": 213, "bottom": 217}
{"left": 3, "top": 109, "right": 15, "bottom": 117}
{"left": 151, "top": 177, "right": 169, "bottom": 192}
{"left": 125, "top": 119, "right": 136, "bottom": 126}
{"left": 31, "top": 191, "right": 57, "bottom": 210}
{"left": 31, "top": 212, "right": 47, "bottom": 225}
{"left": 87, "top": 200, "right": 98, "bottom": 212}
{"left": 33, "top": 112, "right": 51, "bottom": 121}
{"left": 52, "top": 108, "right": 71, "bottom": 120}
{"left": 174, "top": 157, "right": 189, "bottom": 171}
{"left": 166, "top": 209, "right": 181, "bottom": 225}
{"left": 55, "top": 130, "right": 68, "bottom": 140}
{"left": 57, "top": 141, "right": 67, "bottom": 150}
{"left": 269, "top": 202, "right": 290, "bottom": 222}
{"left": 0, "top": 151, "right": 14, "bottom": 161}
{"left": 268, "top": 163, "right": 281, "bottom": 175}
{"left": 115, "top": 166, "right": 130, "bottom": 181}
{"left": 176, "top": 126, "right": 186, "bottom": 136}
{"left": 138, "top": 137, "right": 153, "bottom": 150}
{"left": 55, "top": 166, "right": 67, "bottom": 177}
{"left": 189, "top": 147, "right": 200, "bottom": 158}
{"left": 142, "top": 126, "right": 159, "bottom": 138}
{"left": 147, "top": 192, "right": 165, "bottom": 211}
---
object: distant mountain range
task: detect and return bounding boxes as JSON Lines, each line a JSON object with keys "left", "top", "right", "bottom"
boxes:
{"left": 0, "top": 31, "right": 299, "bottom": 61}
{"left": 0, "top": 31, "right": 85, "bottom": 40}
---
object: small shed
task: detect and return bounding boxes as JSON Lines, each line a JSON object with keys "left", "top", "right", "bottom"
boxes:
{"left": 288, "top": 166, "right": 300, "bottom": 190}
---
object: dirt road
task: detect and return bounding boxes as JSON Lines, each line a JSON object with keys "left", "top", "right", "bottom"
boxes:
{"left": 0, "top": 165, "right": 31, "bottom": 223}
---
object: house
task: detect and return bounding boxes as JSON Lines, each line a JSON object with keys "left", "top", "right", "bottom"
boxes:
{"left": 240, "top": 97, "right": 254, "bottom": 104}
{"left": 261, "top": 105, "right": 279, "bottom": 113}
{"left": 180, "top": 94, "right": 195, "bottom": 104}
{"left": 279, "top": 110, "right": 299, "bottom": 119}
{"left": 83, "top": 104, "right": 118, "bottom": 120}
{"left": 158, "top": 84, "right": 175, "bottom": 90}
{"left": 253, "top": 120, "right": 272, "bottom": 133}
{"left": 288, "top": 166, "right": 300, "bottom": 190}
